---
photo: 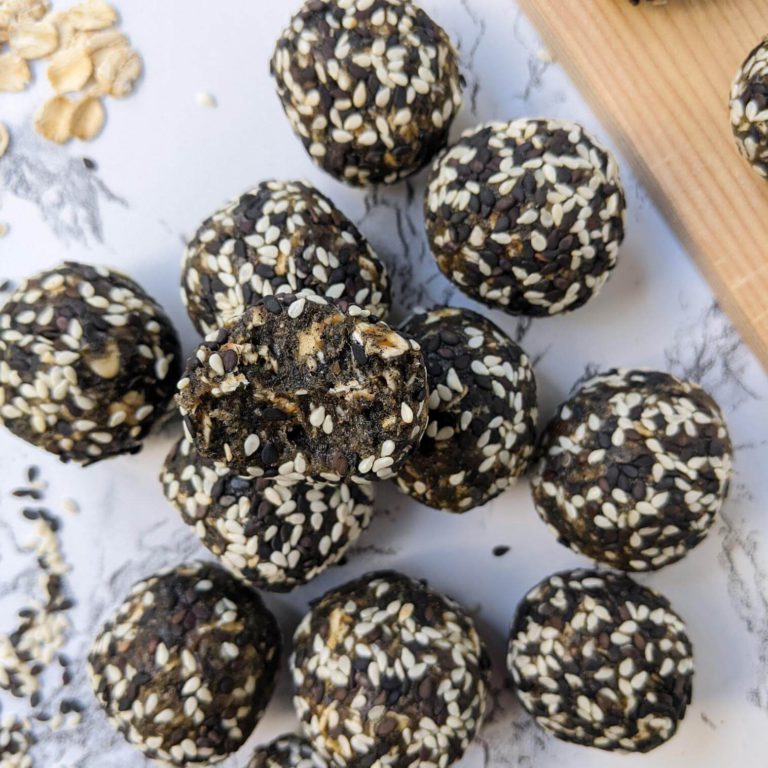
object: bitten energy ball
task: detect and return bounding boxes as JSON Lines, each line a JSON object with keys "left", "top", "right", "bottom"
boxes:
{"left": 730, "top": 38, "right": 768, "bottom": 178}
{"left": 177, "top": 293, "right": 428, "bottom": 482}
{"left": 161, "top": 438, "right": 375, "bottom": 591}
{"left": 181, "top": 181, "right": 391, "bottom": 335}
{"left": 88, "top": 562, "right": 281, "bottom": 766}
{"left": 425, "top": 119, "right": 626, "bottom": 315}
{"left": 271, "top": 0, "right": 463, "bottom": 186}
{"left": 0, "top": 262, "right": 181, "bottom": 464}
{"left": 507, "top": 569, "right": 694, "bottom": 753}
{"left": 395, "top": 307, "right": 538, "bottom": 512}
{"left": 532, "top": 369, "right": 732, "bottom": 571}
{"left": 292, "top": 571, "right": 490, "bottom": 768}
{"left": 248, "top": 734, "right": 328, "bottom": 768}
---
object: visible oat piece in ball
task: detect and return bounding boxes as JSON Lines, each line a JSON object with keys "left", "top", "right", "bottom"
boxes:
{"left": 507, "top": 569, "right": 693, "bottom": 753}
{"left": 177, "top": 293, "right": 428, "bottom": 481}
{"left": 730, "top": 38, "right": 768, "bottom": 178}
{"left": 88, "top": 562, "right": 281, "bottom": 766}
{"left": 425, "top": 119, "right": 626, "bottom": 315}
{"left": 291, "top": 570, "right": 490, "bottom": 768}
{"left": 395, "top": 307, "right": 537, "bottom": 512}
{"left": 248, "top": 734, "right": 328, "bottom": 768}
{"left": 0, "top": 261, "right": 181, "bottom": 464}
{"left": 181, "top": 180, "right": 390, "bottom": 335}
{"left": 161, "top": 438, "right": 375, "bottom": 591}
{"left": 532, "top": 369, "right": 732, "bottom": 571}
{"left": 271, "top": 0, "right": 463, "bottom": 187}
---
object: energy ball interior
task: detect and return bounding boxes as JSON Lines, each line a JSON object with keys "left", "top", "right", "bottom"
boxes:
{"left": 161, "top": 437, "right": 375, "bottom": 591}
{"left": 507, "top": 568, "right": 694, "bottom": 753}
{"left": 181, "top": 180, "right": 390, "bottom": 335}
{"left": 395, "top": 306, "right": 538, "bottom": 512}
{"left": 730, "top": 37, "right": 768, "bottom": 178}
{"left": 88, "top": 562, "right": 281, "bottom": 766}
{"left": 425, "top": 118, "right": 626, "bottom": 316}
{"left": 291, "top": 570, "right": 490, "bottom": 768}
{"left": 532, "top": 368, "right": 732, "bottom": 571}
{"left": 0, "top": 261, "right": 181, "bottom": 464}
{"left": 177, "top": 293, "right": 428, "bottom": 482}
{"left": 271, "top": 0, "right": 463, "bottom": 186}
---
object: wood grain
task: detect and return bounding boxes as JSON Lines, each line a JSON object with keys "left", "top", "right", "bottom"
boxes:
{"left": 516, "top": 0, "right": 768, "bottom": 370}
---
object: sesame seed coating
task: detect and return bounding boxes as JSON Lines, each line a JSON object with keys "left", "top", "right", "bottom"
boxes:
{"left": 0, "top": 261, "right": 181, "bottom": 465}
{"left": 181, "top": 180, "right": 391, "bottom": 335}
{"left": 161, "top": 438, "right": 375, "bottom": 592}
{"left": 532, "top": 369, "right": 733, "bottom": 571}
{"left": 730, "top": 38, "right": 768, "bottom": 178}
{"left": 271, "top": 0, "right": 463, "bottom": 187}
{"left": 507, "top": 568, "right": 693, "bottom": 753}
{"left": 291, "top": 570, "right": 490, "bottom": 768}
{"left": 87, "top": 562, "right": 281, "bottom": 766}
{"left": 395, "top": 307, "right": 538, "bottom": 512}
{"left": 425, "top": 119, "right": 626, "bottom": 316}
{"left": 247, "top": 734, "right": 328, "bottom": 768}
{"left": 177, "top": 292, "right": 428, "bottom": 482}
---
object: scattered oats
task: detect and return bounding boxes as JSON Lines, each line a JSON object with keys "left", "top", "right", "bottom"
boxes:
{"left": 0, "top": 51, "right": 31, "bottom": 91}
{"left": 82, "top": 27, "right": 126, "bottom": 54}
{"left": 33, "top": 95, "right": 76, "bottom": 143}
{"left": 94, "top": 44, "right": 141, "bottom": 97}
{"left": 9, "top": 18, "right": 58, "bottom": 59}
{"left": 66, "top": 0, "right": 117, "bottom": 32}
{"left": 70, "top": 95, "right": 105, "bottom": 140}
{"left": 47, "top": 46, "right": 93, "bottom": 93}
{"left": 0, "top": 122, "right": 9, "bottom": 157}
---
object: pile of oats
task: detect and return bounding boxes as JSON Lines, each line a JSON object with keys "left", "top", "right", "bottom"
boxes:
{"left": 0, "top": 0, "right": 142, "bottom": 149}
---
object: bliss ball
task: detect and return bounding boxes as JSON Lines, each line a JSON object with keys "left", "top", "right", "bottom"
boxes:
{"left": 291, "top": 570, "right": 490, "bottom": 768}
{"left": 181, "top": 181, "right": 391, "bottom": 335}
{"left": 730, "top": 38, "right": 768, "bottom": 178}
{"left": 0, "top": 262, "right": 181, "bottom": 464}
{"left": 88, "top": 562, "right": 281, "bottom": 766}
{"left": 177, "top": 293, "right": 428, "bottom": 482}
{"left": 507, "top": 569, "right": 694, "bottom": 753}
{"left": 395, "top": 307, "right": 538, "bottom": 512}
{"left": 271, "top": 0, "right": 463, "bottom": 187}
{"left": 425, "top": 119, "right": 626, "bottom": 316}
{"left": 532, "top": 369, "right": 732, "bottom": 571}
{"left": 161, "top": 438, "right": 375, "bottom": 591}
{"left": 247, "top": 734, "right": 328, "bottom": 768}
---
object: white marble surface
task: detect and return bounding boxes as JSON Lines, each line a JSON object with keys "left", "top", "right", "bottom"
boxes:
{"left": 1, "top": 1, "right": 768, "bottom": 765}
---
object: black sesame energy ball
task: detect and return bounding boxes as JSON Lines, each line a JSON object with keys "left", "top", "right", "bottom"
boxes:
{"left": 161, "top": 438, "right": 375, "bottom": 591}
{"left": 292, "top": 570, "right": 490, "bottom": 768}
{"left": 177, "top": 293, "right": 428, "bottom": 482}
{"left": 88, "top": 562, "right": 281, "bottom": 766}
{"left": 425, "top": 119, "right": 626, "bottom": 316}
{"left": 730, "top": 38, "right": 768, "bottom": 178}
{"left": 507, "top": 569, "right": 694, "bottom": 753}
{"left": 532, "top": 369, "right": 733, "bottom": 571}
{"left": 247, "top": 734, "right": 328, "bottom": 768}
{"left": 271, "top": 0, "right": 463, "bottom": 186}
{"left": 0, "top": 262, "right": 181, "bottom": 465}
{"left": 395, "top": 307, "right": 538, "bottom": 512}
{"left": 181, "top": 180, "right": 391, "bottom": 335}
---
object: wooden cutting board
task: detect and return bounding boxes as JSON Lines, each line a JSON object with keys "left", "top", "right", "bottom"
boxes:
{"left": 516, "top": 0, "right": 768, "bottom": 371}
